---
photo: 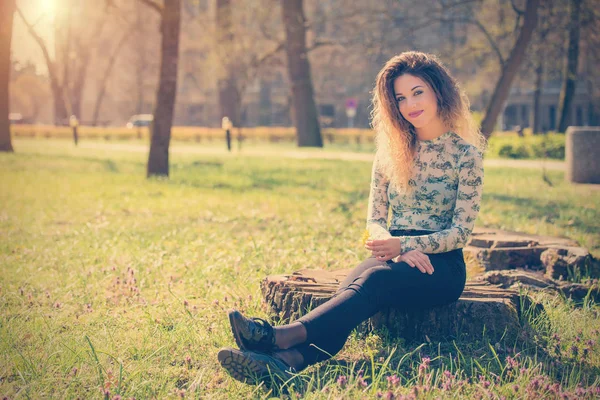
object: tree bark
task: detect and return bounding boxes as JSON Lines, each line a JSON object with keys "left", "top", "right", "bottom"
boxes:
{"left": 281, "top": 0, "right": 322, "bottom": 147}
{"left": 532, "top": 56, "right": 544, "bottom": 134}
{"left": 146, "top": 0, "right": 181, "bottom": 177}
{"left": 0, "top": 0, "right": 15, "bottom": 152}
{"left": 216, "top": 0, "right": 242, "bottom": 127}
{"left": 480, "top": 0, "right": 540, "bottom": 138}
{"left": 557, "top": 0, "right": 582, "bottom": 133}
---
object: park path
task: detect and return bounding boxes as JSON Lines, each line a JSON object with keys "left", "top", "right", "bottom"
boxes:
{"left": 77, "top": 141, "right": 566, "bottom": 170}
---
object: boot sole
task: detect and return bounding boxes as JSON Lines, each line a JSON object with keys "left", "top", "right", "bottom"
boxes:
{"left": 217, "top": 348, "right": 287, "bottom": 385}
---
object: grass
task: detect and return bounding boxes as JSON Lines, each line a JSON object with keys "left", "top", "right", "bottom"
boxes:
{"left": 1, "top": 139, "right": 599, "bottom": 399}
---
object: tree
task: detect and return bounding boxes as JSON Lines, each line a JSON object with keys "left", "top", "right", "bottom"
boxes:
{"left": 91, "top": 25, "right": 133, "bottom": 126}
{"left": 478, "top": 0, "right": 540, "bottom": 138}
{"left": 557, "top": 0, "right": 583, "bottom": 132}
{"left": 215, "top": 0, "right": 241, "bottom": 127}
{"left": 0, "top": 0, "right": 15, "bottom": 152}
{"left": 17, "top": 1, "right": 110, "bottom": 125}
{"left": 16, "top": 7, "right": 68, "bottom": 125}
{"left": 139, "top": 0, "right": 182, "bottom": 178}
{"left": 281, "top": 0, "right": 322, "bottom": 147}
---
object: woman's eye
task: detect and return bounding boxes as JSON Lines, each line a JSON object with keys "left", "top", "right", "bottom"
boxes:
{"left": 396, "top": 97, "right": 404, "bottom": 102}
{"left": 414, "top": 90, "right": 423, "bottom": 96}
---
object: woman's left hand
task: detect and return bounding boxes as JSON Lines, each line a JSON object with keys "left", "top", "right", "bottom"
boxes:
{"left": 365, "top": 237, "right": 401, "bottom": 261}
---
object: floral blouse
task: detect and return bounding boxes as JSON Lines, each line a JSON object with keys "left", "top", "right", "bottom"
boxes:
{"left": 366, "top": 131, "right": 484, "bottom": 254}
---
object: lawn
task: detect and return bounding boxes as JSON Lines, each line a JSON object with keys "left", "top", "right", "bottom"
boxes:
{"left": 1, "top": 139, "right": 599, "bottom": 399}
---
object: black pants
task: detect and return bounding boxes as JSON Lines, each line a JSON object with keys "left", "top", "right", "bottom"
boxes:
{"left": 293, "top": 229, "right": 466, "bottom": 369}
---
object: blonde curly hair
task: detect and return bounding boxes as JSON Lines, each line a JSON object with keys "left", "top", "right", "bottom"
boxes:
{"left": 370, "top": 51, "right": 487, "bottom": 193}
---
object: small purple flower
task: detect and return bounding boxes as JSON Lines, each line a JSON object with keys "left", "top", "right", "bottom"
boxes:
{"left": 513, "top": 384, "right": 520, "bottom": 393}
{"left": 384, "top": 391, "right": 394, "bottom": 400}
{"left": 386, "top": 374, "right": 400, "bottom": 386}
{"left": 505, "top": 356, "right": 519, "bottom": 370}
{"left": 570, "top": 345, "right": 579, "bottom": 357}
{"left": 586, "top": 339, "right": 595, "bottom": 347}
{"left": 357, "top": 377, "right": 367, "bottom": 388}
{"left": 337, "top": 375, "right": 348, "bottom": 387}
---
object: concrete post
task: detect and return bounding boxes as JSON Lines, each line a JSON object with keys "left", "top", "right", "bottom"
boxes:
{"left": 565, "top": 127, "right": 600, "bottom": 183}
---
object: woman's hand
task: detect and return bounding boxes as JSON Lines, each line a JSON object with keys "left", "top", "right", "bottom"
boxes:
{"left": 396, "top": 250, "right": 434, "bottom": 275}
{"left": 365, "top": 237, "right": 402, "bottom": 262}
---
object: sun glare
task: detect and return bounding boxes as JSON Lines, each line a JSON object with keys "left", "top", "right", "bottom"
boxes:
{"left": 38, "top": 0, "right": 57, "bottom": 16}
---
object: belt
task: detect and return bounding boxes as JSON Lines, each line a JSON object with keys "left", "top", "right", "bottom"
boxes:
{"left": 389, "top": 229, "right": 437, "bottom": 237}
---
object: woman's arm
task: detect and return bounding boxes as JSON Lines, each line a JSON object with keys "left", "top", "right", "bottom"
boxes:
{"left": 397, "top": 146, "right": 484, "bottom": 253}
{"left": 366, "top": 155, "right": 393, "bottom": 240}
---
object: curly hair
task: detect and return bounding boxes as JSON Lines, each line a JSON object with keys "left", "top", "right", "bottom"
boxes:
{"left": 370, "top": 51, "right": 487, "bottom": 193}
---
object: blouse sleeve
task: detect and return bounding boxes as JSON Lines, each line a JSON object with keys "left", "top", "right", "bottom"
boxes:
{"left": 366, "top": 154, "right": 393, "bottom": 240}
{"left": 397, "top": 146, "right": 484, "bottom": 253}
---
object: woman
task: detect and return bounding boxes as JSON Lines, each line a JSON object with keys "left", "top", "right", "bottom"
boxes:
{"left": 217, "top": 51, "right": 486, "bottom": 386}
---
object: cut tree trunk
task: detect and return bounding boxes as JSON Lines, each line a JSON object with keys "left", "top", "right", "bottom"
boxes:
{"left": 261, "top": 268, "right": 535, "bottom": 342}
{"left": 0, "top": 0, "right": 15, "bottom": 152}
{"left": 281, "top": 0, "right": 322, "bottom": 147}
{"left": 147, "top": 0, "right": 181, "bottom": 177}
{"left": 557, "top": 0, "right": 582, "bottom": 133}
{"left": 480, "top": 0, "right": 540, "bottom": 138}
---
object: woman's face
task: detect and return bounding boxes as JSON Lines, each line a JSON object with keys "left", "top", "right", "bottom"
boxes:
{"left": 393, "top": 74, "right": 440, "bottom": 129}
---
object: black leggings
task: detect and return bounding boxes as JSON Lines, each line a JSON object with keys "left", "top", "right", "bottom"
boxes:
{"left": 293, "top": 229, "right": 466, "bottom": 369}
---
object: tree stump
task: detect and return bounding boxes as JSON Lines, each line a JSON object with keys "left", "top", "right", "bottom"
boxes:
{"left": 261, "top": 228, "right": 594, "bottom": 342}
{"left": 464, "top": 227, "right": 595, "bottom": 275}
{"left": 261, "top": 268, "right": 532, "bottom": 342}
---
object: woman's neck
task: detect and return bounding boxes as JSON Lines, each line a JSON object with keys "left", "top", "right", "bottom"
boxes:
{"left": 415, "top": 118, "right": 450, "bottom": 141}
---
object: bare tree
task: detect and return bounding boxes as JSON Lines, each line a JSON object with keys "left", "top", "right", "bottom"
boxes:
{"left": 0, "top": 0, "right": 15, "bottom": 152}
{"left": 17, "top": 7, "right": 69, "bottom": 125}
{"left": 138, "top": 0, "right": 182, "bottom": 178}
{"left": 478, "top": 0, "right": 540, "bottom": 138}
{"left": 557, "top": 0, "right": 583, "bottom": 132}
{"left": 17, "top": 1, "right": 110, "bottom": 125}
{"left": 281, "top": 0, "right": 322, "bottom": 147}
{"left": 215, "top": 0, "right": 241, "bottom": 127}
{"left": 91, "top": 25, "right": 134, "bottom": 126}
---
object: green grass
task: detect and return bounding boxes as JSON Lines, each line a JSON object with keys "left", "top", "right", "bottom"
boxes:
{"left": 1, "top": 139, "right": 599, "bottom": 399}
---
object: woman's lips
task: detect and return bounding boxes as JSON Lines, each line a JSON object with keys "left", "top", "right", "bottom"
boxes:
{"left": 409, "top": 110, "right": 424, "bottom": 118}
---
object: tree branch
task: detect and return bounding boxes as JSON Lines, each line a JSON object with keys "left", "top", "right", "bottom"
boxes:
{"left": 306, "top": 38, "right": 342, "bottom": 53}
{"left": 510, "top": 0, "right": 525, "bottom": 15}
{"left": 432, "top": 15, "right": 505, "bottom": 66}
{"left": 15, "top": 7, "right": 57, "bottom": 78}
{"left": 137, "top": 0, "right": 163, "bottom": 15}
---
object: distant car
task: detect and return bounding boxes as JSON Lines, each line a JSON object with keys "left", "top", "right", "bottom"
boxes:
{"left": 126, "top": 114, "right": 153, "bottom": 128}
{"left": 9, "top": 113, "right": 24, "bottom": 124}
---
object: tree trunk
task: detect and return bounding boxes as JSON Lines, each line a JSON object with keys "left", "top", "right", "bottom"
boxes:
{"left": 0, "top": 0, "right": 15, "bottom": 152}
{"left": 480, "top": 0, "right": 540, "bottom": 139}
{"left": 146, "top": 0, "right": 181, "bottom": 178}
{"left": 281, "top": 0, "right": 322, "bottom": 147}
{"left": 532, "top": 56, "right": 544, "bottom": 134}
{"left": 216, "top": 0, "right": 242, "bottom": 127}
{"left": 557, "top": 0, "right": 582, "bottom": 133}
